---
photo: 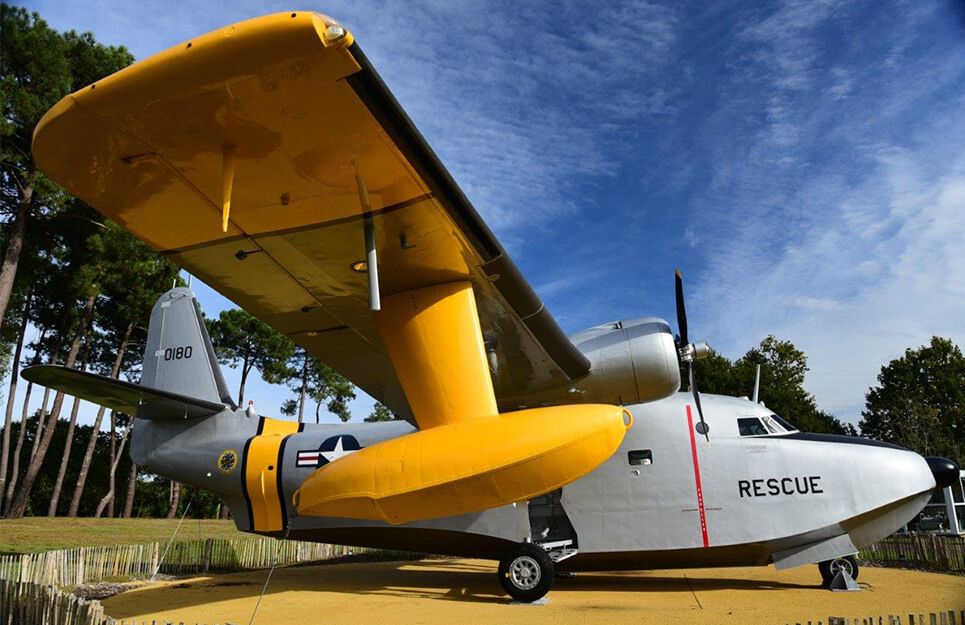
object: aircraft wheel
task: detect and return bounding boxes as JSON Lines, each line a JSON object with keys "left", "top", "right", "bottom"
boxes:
{"left": 818, "top": 555, "right": 859, "bottom": 587}
{"left": 498, "top": 542, "right": 554, "bottom": 602}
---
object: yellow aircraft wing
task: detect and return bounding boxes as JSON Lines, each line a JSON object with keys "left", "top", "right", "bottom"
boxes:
{"left": 32, "top": 12, "right": 590, "bottom": 421}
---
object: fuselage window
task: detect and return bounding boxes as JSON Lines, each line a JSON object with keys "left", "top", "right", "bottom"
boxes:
{"left": 738, "top": 418, "right": 769, "bottom": 437}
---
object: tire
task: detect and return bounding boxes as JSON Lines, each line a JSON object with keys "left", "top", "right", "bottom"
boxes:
{"left": 818, "top": 555, "right": 859, "bottom": 587}
{"left": 498, "top": 542, "right": 554, "bottom": 602}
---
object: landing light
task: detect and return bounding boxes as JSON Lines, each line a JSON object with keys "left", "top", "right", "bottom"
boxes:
{"left": 350, "top": 260, "right": 368, "bottom": 273}
{"left": 325, "top": 24, "right": 346, "bottom": 42}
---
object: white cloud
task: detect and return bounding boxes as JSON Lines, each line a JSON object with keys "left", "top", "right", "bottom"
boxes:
{"left": 690, "top": 0, "right": 965, "bottom": 425}
{"left": 343, "top": 1, "right": 684, "bottom": 234}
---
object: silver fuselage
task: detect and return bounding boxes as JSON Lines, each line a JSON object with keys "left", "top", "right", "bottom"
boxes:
{"left": 133, "top": 391, "right": 936, "bottom": 571}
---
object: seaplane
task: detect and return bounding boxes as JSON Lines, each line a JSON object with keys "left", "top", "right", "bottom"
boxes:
{"left": 26, "top": 12, "right": 958, "bottom": 602}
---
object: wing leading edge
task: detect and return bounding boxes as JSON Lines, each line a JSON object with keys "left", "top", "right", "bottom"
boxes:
{"left": 31, "top": 12, "right": 590, "bottom": 421}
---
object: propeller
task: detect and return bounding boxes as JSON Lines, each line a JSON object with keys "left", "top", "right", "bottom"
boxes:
{"left": 675, "top": 270, "right": 710, "bottom": 441}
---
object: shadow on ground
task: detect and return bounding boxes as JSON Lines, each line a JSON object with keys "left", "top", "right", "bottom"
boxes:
{"left": 104, "top": 558, "right": 824, "bottom": 618}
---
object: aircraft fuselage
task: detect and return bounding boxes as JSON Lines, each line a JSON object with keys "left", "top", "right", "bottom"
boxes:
{"left": 132, "top": 391, "right": 937, "bottom": 572}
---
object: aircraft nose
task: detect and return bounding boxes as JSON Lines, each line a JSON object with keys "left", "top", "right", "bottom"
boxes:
{"left": 925, "top": 456, "right": 960, "bottom": 490}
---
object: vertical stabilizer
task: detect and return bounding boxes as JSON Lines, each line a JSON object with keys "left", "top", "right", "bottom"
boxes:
{"left": 141, "top": 288, "right": 236, "bottom": 409}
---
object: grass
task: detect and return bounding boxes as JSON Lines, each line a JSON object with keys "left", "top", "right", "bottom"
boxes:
{"left": 0, "top": 517, "right": 248, "bottom": 554}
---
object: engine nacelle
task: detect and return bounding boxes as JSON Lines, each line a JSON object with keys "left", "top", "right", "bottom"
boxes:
{"left": 569, "top": 317, "right": 681, "bottom": 405}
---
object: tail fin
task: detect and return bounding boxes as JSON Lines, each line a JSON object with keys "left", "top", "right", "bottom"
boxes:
{"left": 142, "top": 287, "right": 236, "bottom": 410}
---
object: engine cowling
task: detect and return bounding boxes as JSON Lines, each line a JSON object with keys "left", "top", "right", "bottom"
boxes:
{"left": 569, "top": 317, "right": 681, "bottom": 405}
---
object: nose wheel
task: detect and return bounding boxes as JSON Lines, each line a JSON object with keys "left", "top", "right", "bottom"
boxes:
{"left": 498, "top": 542, "right": 555, "bottom": 602}
{"left": 818, "top": 555, "right": 859, "bottom": 587}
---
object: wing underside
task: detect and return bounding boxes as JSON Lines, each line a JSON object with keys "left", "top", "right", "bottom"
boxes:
{"left": 31, "top": 12, "right": 590, "bottom": 421}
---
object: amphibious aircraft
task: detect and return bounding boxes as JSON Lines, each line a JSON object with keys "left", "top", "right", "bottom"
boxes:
{"left": 25, "top": 12, "right": 958, "bottom": 602}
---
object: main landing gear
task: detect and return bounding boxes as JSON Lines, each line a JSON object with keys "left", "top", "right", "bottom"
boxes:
{"left": 498, "top": 542, "right": 554, "bottom": 602}
{"left": 498, "top": 540, "right": 578, "bottom": 603}
{"left": 818, "top": 555, "right": 859, "bottom": 588}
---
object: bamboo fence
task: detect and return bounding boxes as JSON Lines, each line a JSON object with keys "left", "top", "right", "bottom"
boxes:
{"left": 0, "top": 536, "right": 408, "bottom": 586}
{"left": 787, "top": 613, "right": 964, "bottom": 625}
{"left": 859, "top": 534, "right": 965, "bottom": 572}
{"left": 1, "top": 579, "right": 109, "bottom": 625}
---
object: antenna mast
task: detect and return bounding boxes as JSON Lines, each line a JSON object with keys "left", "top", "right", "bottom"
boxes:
{"left": 752, "top": 364, "right": 761, "bottom": 403}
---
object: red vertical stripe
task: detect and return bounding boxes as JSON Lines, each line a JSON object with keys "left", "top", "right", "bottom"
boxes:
{"left": 686, "top": 404, "right": 710, "bottom": 548}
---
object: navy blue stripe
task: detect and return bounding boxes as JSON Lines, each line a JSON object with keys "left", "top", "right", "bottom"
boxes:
{"left": 239, "top": 436, "right": 255, "bottom": 530}
{"left": 276, "top": 434, "right": 294, "bottom": 529}
{"left": 781, "top": 432, "right": 907, "bottom": 451}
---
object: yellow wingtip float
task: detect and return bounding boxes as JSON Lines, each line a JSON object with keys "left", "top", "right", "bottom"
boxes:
{"left": 295, "top": 404, "right": 632, "bottom": 525}
{"left": 31, "top": 12, "right": 634, "bottom": 525}
{"left": 294, "top": 281, "right": 632, "bottom": 524}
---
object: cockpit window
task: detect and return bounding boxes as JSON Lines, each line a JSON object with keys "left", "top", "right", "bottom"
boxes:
{"left": 739, "top": 414, "right": 798, "bottom": 437}
{"left": 766, "top": 414, "right": 797, "bottom": 432}
{"left": 761, "top": 415, "right": 782, "bottom": 434}
{"left": 738, "top": 418, "right": 769, "bottom": 436}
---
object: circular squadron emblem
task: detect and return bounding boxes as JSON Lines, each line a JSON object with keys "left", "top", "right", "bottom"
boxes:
{"left": 217, "top": 448, "right": 239, "bottom": 474}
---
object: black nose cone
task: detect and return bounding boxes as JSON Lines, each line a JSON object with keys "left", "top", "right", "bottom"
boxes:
{"left": 925, "top": 457, "right": 960, "bottom": 490}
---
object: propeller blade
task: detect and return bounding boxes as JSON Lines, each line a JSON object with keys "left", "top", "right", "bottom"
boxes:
{"left": 688, "top": 362, "right": 709, "bottom": 442}
{"left": 675, "top": 269, "right": 688, "bottom": 347}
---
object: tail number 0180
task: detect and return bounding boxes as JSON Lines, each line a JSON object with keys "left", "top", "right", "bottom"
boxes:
{"left": 164, "top": 346, "right": 193, "bottom": 361}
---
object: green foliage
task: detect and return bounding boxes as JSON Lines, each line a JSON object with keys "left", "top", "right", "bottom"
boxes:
{"left": 1, "top": 413, "right": 131, "bottom": 516}
{"left": 692, "top": 335, "right": 850, "bottom": 434}
{"left": 280, "top": 347, "right": 355, "bottom": 423}
{"left": 364, "top": 402, "right": 399, "bottom": 422}
{"left": 0, "top": 414, "right": 229, "bottom": 518}
{"left": 207, "top": 308, "right": 294, "bottom": 402}
{"left": 0, "top": 339, "right": 11, "bottom": 398}
{"left": 860, "top": 337, "right": 964, "bottom": 461}
{"left": 735, "top": 336, "right": 849, "bottom": 434}
{"left": 691, "top": 349, "right": 739, "bottom": 395}
{"left": 1, "top": 4, "right": 133, "bottom": 216}
{"left": 1, "top": 4, "right": 151, "bottom": 376}
{"left": 1, "top": 5, "right": 71, "bottom": 174}
{"left": 133, "top": 478, "right": 224, "bottom": 520}
{"left": 87, "top": 223, "right": 181, "bottom": 377}
{"left": 0, "top": 5, "right": 131, "bottom": 144}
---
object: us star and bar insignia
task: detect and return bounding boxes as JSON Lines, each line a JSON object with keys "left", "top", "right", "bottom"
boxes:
{"left": 295, "top": 435, "right": 363, "bottom": 468}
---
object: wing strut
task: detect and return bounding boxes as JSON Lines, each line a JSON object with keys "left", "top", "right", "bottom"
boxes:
{"left": 354, "top": 162, "right": 381, "bottom": 311}
{"left": 363, "top": 219, "right": 380, "bottom": 311}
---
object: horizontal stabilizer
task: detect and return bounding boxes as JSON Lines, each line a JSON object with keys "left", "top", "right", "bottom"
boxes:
{"left": 21, "top": 365, "right": 226, "bottom": 419}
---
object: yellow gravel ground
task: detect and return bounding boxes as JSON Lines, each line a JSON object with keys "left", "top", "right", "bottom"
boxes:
{"left": 103, "top": 558, "right": 965, "bottom": 625}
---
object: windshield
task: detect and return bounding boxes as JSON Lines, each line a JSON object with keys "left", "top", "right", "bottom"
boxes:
{"left": 766, "top": 413, "right": 797, "bottom": 432}
{"left": 738, "top": 414, "right": 798, "bottom": 437}
{"left": 738, "top": 418, "right": 769, "bottom": 436}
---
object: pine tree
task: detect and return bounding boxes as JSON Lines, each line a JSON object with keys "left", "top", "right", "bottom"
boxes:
{"left": 0, "top": 5, "right": 133, "bottom": 333}
{"left": 207, "top": 309, "right": 294, "bottom": 404}
{"left": 364, "top": 402, "right": 399, "bottom": 422}
{"left": 280, "top": 348, "right": 355, "bottom": 423}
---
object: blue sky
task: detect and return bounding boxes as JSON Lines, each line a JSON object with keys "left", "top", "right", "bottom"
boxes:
{"left": 17, "top": 0, "right": 965, "bottom": 427}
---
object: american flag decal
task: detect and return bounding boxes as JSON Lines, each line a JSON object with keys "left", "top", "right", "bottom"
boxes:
{"left": 296, "top": 450, "right": 324, "bottom": 466}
